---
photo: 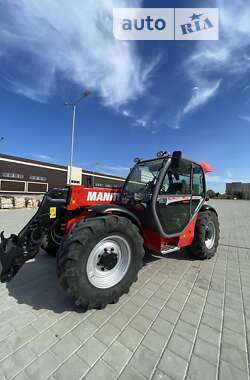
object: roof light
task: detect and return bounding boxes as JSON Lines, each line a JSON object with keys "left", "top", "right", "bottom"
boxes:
{"left": 157, "top": 151, "right": 168, "bottom": 158}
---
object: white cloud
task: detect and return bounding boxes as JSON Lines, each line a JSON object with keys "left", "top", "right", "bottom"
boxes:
{"left": 227, "top": 171, "right": 233, "bottom": 179}
{"left": 96, "top": 164, "right": 130, "bottom": 177}
{"left": 206, "top": 175, "right": 225, "bottom": 184}
{"left": 98, "top": 164, "right": 130, "bottom": 171}
{"left": 32, "top": 154, "right": 54, "bottom": 161}
{"left": 239, "top": 115, "right": 250, "bottom": 123}
{"left": 182, "top": 80, "right": 221, "bottom": 117}
{"left": 0, "top": 0, "right": 158, "bottom": 108}
{"left": 133, "top": 118, "right": 148, "bottom": 128}
{"left": 122, "top": 109, "right": 132, "bottom": 118}
{"left": 206, "top": 173, "right": 250, "bottom": 185}
{"left": 178, "top": 0, "right": 250, "bottom": 124}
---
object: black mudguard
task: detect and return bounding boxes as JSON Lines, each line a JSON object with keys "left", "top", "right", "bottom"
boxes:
{"left": 200, "top": 204, "right": 218, "bottom": 216}
{"left": 89, "top": 204, "right": 142, "bottom": 230}
{"left": 87, "top": 204, "right": 142, "bottom": 229}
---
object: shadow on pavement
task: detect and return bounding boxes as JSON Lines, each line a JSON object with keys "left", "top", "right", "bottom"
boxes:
{"left": 5, "top": 248, "right": 195, "bottom": 314}
{"left": 5, "top": 251, "right": 85, "bottom": 314}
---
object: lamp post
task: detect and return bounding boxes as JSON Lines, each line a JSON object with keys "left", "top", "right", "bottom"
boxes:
{"left": 92, "top": 162, "right": 100, "bottom": 187}
{"left": 65, "top": 90, "right": 91, "bottom": 185}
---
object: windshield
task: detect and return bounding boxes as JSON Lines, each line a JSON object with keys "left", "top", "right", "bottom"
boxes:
{"left": 122, "top": 159, "right": 164, "bottom": 203}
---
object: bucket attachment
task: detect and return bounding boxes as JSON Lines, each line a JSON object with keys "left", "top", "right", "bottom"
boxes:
{"left": 0, "top": 232, "right": 33, "bottom": 283}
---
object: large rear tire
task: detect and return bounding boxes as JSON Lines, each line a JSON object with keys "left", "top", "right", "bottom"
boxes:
{"left": 57, "top": 215, "right": 144, "bottom": 309}
{"left": 188, "top": 211, "right": 219, "bottom": 260}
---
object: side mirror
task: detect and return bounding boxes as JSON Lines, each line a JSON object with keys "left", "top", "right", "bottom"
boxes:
{"left": 172, "top": 151, "right": 182, "bottom": 169}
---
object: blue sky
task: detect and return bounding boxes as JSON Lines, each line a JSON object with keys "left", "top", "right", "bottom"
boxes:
{"left": 0, "top": 0, "right": 250, "bottom": 192}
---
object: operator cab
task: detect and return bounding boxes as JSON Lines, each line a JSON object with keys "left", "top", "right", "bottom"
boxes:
{"left": 121, "top": 151, "right": 206, "bottom": 237}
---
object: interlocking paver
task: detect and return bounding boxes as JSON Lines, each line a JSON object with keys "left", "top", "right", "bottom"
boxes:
{"left": 88, "top": 310, "right": 109, "bottom": 326}
{"left": 72, "top": 320, "right": 97, "bottom": 342}
{"left": 1, "top": 346, "right": 36, "bottom": 380}
{"left": 186, "top": 355, "right": 216, "bottom": 380}
{"left": 77, "top": 336, "right": 106, "bottom": 366}
{"left": 219, "top": 360, "right": 249, "bottom": 380}
{"left": 53, "top": 354, "right": 89, "bottom": 380}
{"left": 197, "top": 323, "right": 220, "bottom": 347}
{"left": 221, "top": 342, "right": 248, "bottom": 372}
{"left": 94, "top": 322, "right": 120, "bottom": 346}
{"left": 110, "top": 311, "right": 131, "bottom": 329}
{"left": 174, "top": 319, "right": 197, "bottom": 343}
{"left": 51, "top": 332, "right": 82, "bottom": 361}
{"left": 201, "top": 311, "right": 222, "bottom": 331}
{"left": 27, "top": 329, "right": 59, "bottom": 355}
{"left": 84, "top": 359, "right": 116, "bottom": 380}
{"left": 159, "top": 307, "right": 179, "bottom": 324}
{"left": 103, "top": 341, "right": 133, "bottom": 372}
{"left": 140, "top": 304, "right": 159, "bottom": 320}
{"left": 1, "top": 200, "right": 250, "bottom": 380}
{"left": 25, "top": 351, "right": 60, "bottom": 380}
{"left": 193, "top": 337, "right": 218, "bottom": 365}
{"left": 130, "top": 345, "right": 159, "bottom": 378}
{"left": 152, "top": 318, "right": 173, "bottom": 338}
{"left": 130, "top": 314, "right": 151, "bottom": 335}
{"left": 119, "top": 365, "right": 147, "bottom": 380}
{"left": 142, "top": 329, "right": 166, "bottom": 354}
{"left": 167, "top": 333, "right": 192, "bottom": 360}
{"left": 221, "top": 327, "right": 246, "bottom": 352}
{"left": 152, "top": 369, "right": 172, "bottom": 380}
{"left": 158, "top": 349, "right": 188, "bottom": 380}
{"left": 118, "top": 326, "right": 144, "bottom": 351}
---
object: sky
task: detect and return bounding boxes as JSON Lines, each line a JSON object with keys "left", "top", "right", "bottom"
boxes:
{"left": 0, "top": 0, "right": 250, "bottom": 192}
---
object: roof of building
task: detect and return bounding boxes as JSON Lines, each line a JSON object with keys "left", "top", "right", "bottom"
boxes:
{"left": 0, "top": 153, "right": 125, "bottom": 181}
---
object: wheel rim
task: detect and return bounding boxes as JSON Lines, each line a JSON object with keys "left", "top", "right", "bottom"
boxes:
{"left": 86, "top": 235, "right": 131, "bottom": 289}
{"left": 205, "top": 221, "right": 216, "bottom": 250}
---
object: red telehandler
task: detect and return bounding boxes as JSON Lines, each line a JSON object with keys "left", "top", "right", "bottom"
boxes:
{"left": 0, "top": 151, "right": 219, "bottom": 309}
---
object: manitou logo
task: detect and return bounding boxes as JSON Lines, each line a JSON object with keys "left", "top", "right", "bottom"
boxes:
{"left": 87, "top": 191, "right": 120, "bottom": 202}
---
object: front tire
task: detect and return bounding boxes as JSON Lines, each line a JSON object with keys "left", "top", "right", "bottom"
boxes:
{"left": 188, "top": 211, "right": 219, "bottom": 260}
{"left": 57, "top": 216, "right": 144, "bottom": 309}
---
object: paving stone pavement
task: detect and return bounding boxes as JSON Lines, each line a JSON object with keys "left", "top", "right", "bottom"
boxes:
{"left": 0, "top": 200, "right": 249, "bottom": 380}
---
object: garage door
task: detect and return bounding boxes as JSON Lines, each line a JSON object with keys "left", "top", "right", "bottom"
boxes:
{"left": 0, "top": 180, "right": 25, "bottom": 192}
{"left": 27, "top": 182, "right": 48, "bottom": 193}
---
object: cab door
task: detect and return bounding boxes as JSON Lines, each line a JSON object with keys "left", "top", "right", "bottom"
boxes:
{"left": 155, "top": 159, "right": 193, "bottom": 236}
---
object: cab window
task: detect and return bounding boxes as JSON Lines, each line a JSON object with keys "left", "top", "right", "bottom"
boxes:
{"left": 192, "top": 164, "right": 205, "bottom": 196}
{"left": 160, "top": 160, "right": 192, "bottom": 195}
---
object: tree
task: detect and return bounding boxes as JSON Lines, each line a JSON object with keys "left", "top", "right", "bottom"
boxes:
{"left": 207, "top": 190, "right": 216, "bottom": 199}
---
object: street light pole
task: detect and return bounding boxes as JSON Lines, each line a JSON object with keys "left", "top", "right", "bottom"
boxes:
{"left": 65, "top": 90, "right": 91, "bottom": 185}
{"left": 69, "top": 105, "right": 76, "bottom": 187}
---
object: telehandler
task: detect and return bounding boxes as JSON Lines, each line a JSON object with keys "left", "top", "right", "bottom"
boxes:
{"left": 0, "top": 151, "right": 219, "bottom": 309}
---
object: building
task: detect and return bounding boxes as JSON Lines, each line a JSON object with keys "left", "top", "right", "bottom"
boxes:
{"left": 226, "top": 182, "right": 250, "bottom": 200}
{"left": 0, "top": 154, "right": 125, "bottom": 195}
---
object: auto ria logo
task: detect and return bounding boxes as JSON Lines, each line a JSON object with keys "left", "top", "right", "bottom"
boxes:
{"left": 113, "top": 8, "right": 219, "bottom": 41}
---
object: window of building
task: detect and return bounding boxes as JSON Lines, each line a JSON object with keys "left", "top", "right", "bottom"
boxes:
{"left": 29, "top": 176, "right": 47, "bottom": 182}
{"left": 2, "top": 172, "right": 24, "bottom": 179}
